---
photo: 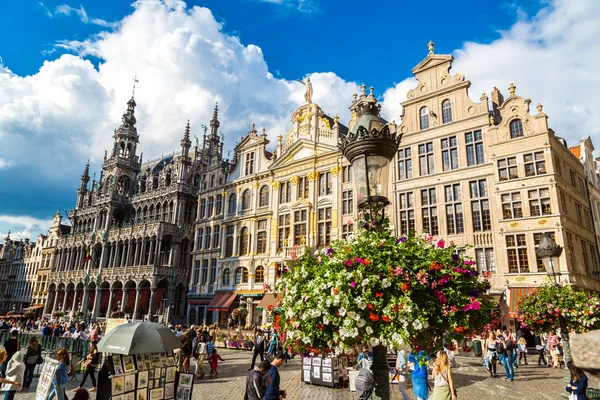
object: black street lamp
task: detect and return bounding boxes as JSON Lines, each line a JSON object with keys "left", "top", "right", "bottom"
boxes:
{"left": 535, "top": 232, "right": 571, "bottom": 398}
{"left": 338, "top": 86, "right": 402, "bottom": 400}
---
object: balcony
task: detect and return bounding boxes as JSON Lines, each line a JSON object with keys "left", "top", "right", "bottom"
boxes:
{"left": 283, "top": 245, "right": 309, "bottom": 260}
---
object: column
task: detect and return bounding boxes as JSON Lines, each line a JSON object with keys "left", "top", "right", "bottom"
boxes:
{"left": 120, "top": 244, "right": 127, "bottom": 267}
{"left": 220, "top": 226, "right": 227, "bottom": 258}
{"left": 120, "top": 288, "right": 127, "bottom": 312}
{"left": 140, "top": 239, "right": 148, "bottom": 266}
{"left": 203, "top": 307, "right": 208, "bottom": 326}
{"left": 108, "top": 288, "right": 115, "bottom": 314}
{"left": 213, "top": 311, "right": 219, "bottom": 324}
{"left": 50, "top": 292, "right": 58, "bottom": 314}
{"left": 232, "top": 224, "right": 239, "bottom": 256}
{"left": 99, "top": 243, "right": 109, "bottom": 269}
{"left": 155, "top": 240, "right": 163, "bottom": 266}
{"left": 91, "top": 287, "right": 101, "bottom": 320}
{"left": 125, "top": 240, "right": 133, "bottom": 267}
{"left": 133, "top": 240, "right": 140, "bottom": 266}
{"left": 168, "top": 243, "right": 179, "bottom": 267}
{"left": 186, "top": 305, "right": 191, "bottom": 324}
{"left": 60, "top": 290, "right": 68, "bottom": 311}
{"left": 80, "top": 288, "right": 90, "bottom": 314}
{"left": 133, "top": 288, "right": 141, "bottom": 321}
{"left": 166, "top": 288, "right": 174, "bottom": 322}
{"left": 147, "top": 288, "right": 156, "bottom": 321}
{"left": 148, "top": 240, "right": 155, "bottom": 265}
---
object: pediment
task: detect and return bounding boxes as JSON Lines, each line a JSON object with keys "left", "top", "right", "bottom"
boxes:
{"left": 235, "top": 134, "right": 268, "bottom": 151}
{"left": 411, "top": 54, "right": 453, "bottom": 75}
{"left": 291, "top": 198, "right": 312, "bottom": 208}
{"left": 269, "top": 139, "right": 336, "bottom": 170}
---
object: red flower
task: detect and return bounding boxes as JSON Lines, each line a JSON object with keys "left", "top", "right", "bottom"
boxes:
{"left": 333, "top": 288, "right": 339, "bottom": 294}
{"left": 369, "top": 313, "right": 379, "bottom": 322}
{"left": 375, "top": 292, "right": 384, "bottom": 298}
{"left": 382, "top": 315, "right": 391, "bottom": 323}
{"left": 367, "top": 304, "right": 376, "bottom": 311}
{"left": 401, "top": 282, "right": 411, "bottom": 291}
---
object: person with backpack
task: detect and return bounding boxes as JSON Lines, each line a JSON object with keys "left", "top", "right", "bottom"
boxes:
{"left": 499, "top": 331, "right": 514, "bottom": 381}
{"left": 249, "top": 329, "right": 266, "bottom": 370}
{"left": 355, "top": 365, "right": 375, "bottom": 400}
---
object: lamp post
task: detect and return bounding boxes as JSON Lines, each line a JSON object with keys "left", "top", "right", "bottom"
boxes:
{"left": 535, "top": 232, "right": 571, "bottom": 398}
{"left": 338, "top": 85, "right": 402, "bottom": 400}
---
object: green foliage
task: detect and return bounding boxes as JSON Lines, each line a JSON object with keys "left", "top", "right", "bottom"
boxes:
{"left": 276, "top": 227, "right": 497, "bottom": 353}
{"left": 518, "top": 284, "right": 600, "bottom": 333}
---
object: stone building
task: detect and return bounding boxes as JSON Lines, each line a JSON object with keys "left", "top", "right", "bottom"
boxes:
{"left": 390, "top": 43, "right": 600, "bottom": 329}
{"left": 42, "top": 96, "right": 216, "bottom": 323}
{"left": 0, "top": 232, "right": 29, "bottom": 312}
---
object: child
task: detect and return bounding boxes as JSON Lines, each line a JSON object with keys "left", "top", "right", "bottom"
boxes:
{"left": 208, "top": 349, "right": 225, "bottom": 377}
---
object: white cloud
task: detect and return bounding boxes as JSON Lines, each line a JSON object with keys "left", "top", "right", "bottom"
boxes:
{"left": 381, "top": 0, "right": 600, "bottom": 146}
{"left": 253, "top": 0, "right": 319, "bottom": 13}
{"left": 55, "top": 4, "right": 118, "bottom": 28}
{"left": 0, "top": 215, "right": 53, "bottom": 243}
{"left": 0, "top": 158, "right": 11, "bottom": 169}
{"left": 38, "top": 2, "right": 53, "bottom": 18}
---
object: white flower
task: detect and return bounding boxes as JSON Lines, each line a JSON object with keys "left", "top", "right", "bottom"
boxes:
{"left": 423, "top": 321, "right": 429, "bottom": 329}
{"left": 366, "top": 326, "right": 373, "bottom": 335}
{"left": 361, "top": 279, "right": 369, "bottom": 287}
{"left": 347, "top": 311, "right": 358, "bottom": 320}
{"left": 413, "top": 319, "right": 423, "bottom": 331}
{"left": 339, "top": 307, "right": 347, "bottom": 316}
{"left": 323, "top": 315, "right": 330, "bottom": 325}
{"left": 382, "top": 278, "right": 391, "bottom": 288}
{"left": 357, "top": 300, "right": 367, "bottom": 310}
{"left": 357, "top": 319, "right": 366, "bottom": 328}
{"left": 369, "top": 337, "right": 380, "bottom": 346}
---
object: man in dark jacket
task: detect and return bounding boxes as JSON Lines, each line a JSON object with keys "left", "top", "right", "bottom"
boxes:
{"left": 244, "top": 360, "right": 271, "bottom": 400}
{"left": 266, "top": 355, "right": 286, "bottom": 400}
{"left": 249, "top": 329, "right": 266, "bottom": 370}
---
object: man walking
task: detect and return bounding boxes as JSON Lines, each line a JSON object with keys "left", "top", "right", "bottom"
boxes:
{"left": 1, "top": 330, "right": 20, "bottom": 378}
{"left": 244, "top": 360, "right": 271, "bottom": 400}
{"left": 266, "top": 354, "right": 287, "bottom": 400}
{"left": 249, "top": 329, "right": 266, "bottom": 371}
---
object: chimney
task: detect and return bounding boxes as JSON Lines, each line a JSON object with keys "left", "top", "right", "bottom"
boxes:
{"left": 491, "top": 87, "right": 504, "bottom": 118}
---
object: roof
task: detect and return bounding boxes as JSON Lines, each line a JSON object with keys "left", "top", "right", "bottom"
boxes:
{"left": 569, "top": 145, "right": 581, "bottom": 159}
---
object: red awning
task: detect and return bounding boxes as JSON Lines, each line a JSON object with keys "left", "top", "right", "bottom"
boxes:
{"left": 187, "top": 299, "right": 211, "bottom": 306}
{"left": 509, "top": 287, "right": 535, "bottom": 318}
{"left": 207, "top": 292, "right": 237, "bottom": 311}
{"left": 256, "top": 293, "right": 278, "bottom": 310}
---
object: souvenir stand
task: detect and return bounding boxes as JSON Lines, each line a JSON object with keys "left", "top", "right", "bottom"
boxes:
{"left": 97, "top": 321, "right": 195, "bottom": 400}
{"left": 302, "top": 352, "right": 358, "bottom": 390}
{"left": 35, "top": 357, "right": 59, "bottom": 400}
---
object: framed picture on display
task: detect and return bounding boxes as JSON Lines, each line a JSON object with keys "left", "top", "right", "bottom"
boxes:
{"left": 164, "top": 382, "right": 175, "bottom": 399}
{"left": 136, "top": 354, "right": 144, "bottom": 365}
{"left": 136, "top": 389, "right": 148, "bottom": 400}
{"left": 175, "top": 387, "right": 190, "bottom": 400}
{"left": 138, "top": 370, "right": 149, "bottom": 389}
{"left": 124, "top": 374, "right": 136, "bottom": 392}
{"left": 177, "top": 373, "right": 193, "bottom": 388}
{"left": 113, "top": 355, "right": 125, "bottom": 375}
{"left": 112, "top": 376, "right": 125, "bottom": 395}
{"left": 175, "top": 372, "right": 194, "bottom": 400}
{"left": 151, "top": 355, "right": 162, "bottom": 368}
{"left": 154, "top": 379, "right": 161, "bottom": 388}
{"left": 166, "top": 367, "right": 176, "bottom": 383}
{"left": 149, "top": 387, "right": 164, "bottom": 400}
{"left": 160, "top": 353, "right": 169, "bottom": 367}
{"left": 113, "top": 395, "right": 124, "bottom": 400}
{"left": 123, "top": 356, "right": 137, "bottom": 373}
{"left": 124, "top": 392, "right": 135, "bottom": 400}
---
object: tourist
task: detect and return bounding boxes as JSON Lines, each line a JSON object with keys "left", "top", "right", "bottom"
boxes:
{"left": 249, "top": 329, "right": 266, "bottom": 371}
{"left": 356, "top": 346, "right": 373, "bottom": 369}
{"left": 207, "top": 336, "right": 215, "bottom": 356}
{"left": 500, "top": 331, "right": 515, "bottom": 381}
{"left": 244, "top": 360, "right": 271, "bottom": 400}
{"left": 408, "top": 349, "right": 430, "bottom": 400}
{"left": 1, "top": 331, "right": 20, "bottom": 378}
{"left": 265, "top": 354, "right": 287, "bottom": 400}
{"left": 24, "top": 336, "right": 42, "bottom": 388}
{"left": 566, "top": 361, "right": 588, "bottom": 399}
{"left": 181, "top": 335, "right": 193, "bottom": 373}
{"left": 1, "top": 349, "right": 24, "bottom": 400}
{"left": 430, "top": 351, "right": 457, "bottom": 400}
{"left": 194, "top": 334, "right": 207, "bottom": 378}
{"left": 46, "top": 348, "right": 70, "bottom": 400}
{"left": 0, "top": 351, "right": 21, "bottom": 395}
{"left": 394, "top": 348, "right": 411, "bottom": 400}
{"left": 72, "top": 341, "right": 99, "bottom": 393}
{"left": 208, "top": 349, "right": 225, "bottom": 377}
{"left": 547, "top": 331, "right": 560, "bottom": 368}
{"left": 537, "top": 334, "right": 547, "bottom": 366}
{"left": 483, "top": 331, "right": 498, "bottom": 378}
{"left": 41, "top": 323, "right": 52, "bottom": 336}
{"left": 72, "top": 388, "right": 89, "bottom": 400}
{"left": 88, "top": 324, "right": 99, "bottom": 343}
{"left": 266, "top": 331, "right": 278, "bottom": 358}
{"left": 517, "top": 337, "right": 528, "bottom": 365}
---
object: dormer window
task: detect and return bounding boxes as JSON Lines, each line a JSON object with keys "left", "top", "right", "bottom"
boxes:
{"left": 442, "top": 100, "right": 452, "bottom": 124}
{"left": 510, "top": 119, "right": 524, "bottom": 138}
{"left": 245, "top": 152, "right": 255, "bottom": 175}
{"left": 420, "top": 107, "right": 429, "bottom": 130}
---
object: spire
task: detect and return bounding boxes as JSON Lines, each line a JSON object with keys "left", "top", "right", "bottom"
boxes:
{"left": 181, "top": 120, "right": 192, "bottom": 158}
{"left": 81, "top": 160, "right": 90, "bottom": 182}
{"left": 210, "top": 103, "right": 220, "bottom": 137}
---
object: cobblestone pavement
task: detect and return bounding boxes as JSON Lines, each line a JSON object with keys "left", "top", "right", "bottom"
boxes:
{"left": 18, "top": 349, "right": 569, "bottom": 399}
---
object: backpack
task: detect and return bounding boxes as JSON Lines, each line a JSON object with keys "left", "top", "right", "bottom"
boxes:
{"left": 355, "top": 367, "right": 374, "bottom": 400}
{"left": 496, "top": 341, "right": 505, "bottom": 355}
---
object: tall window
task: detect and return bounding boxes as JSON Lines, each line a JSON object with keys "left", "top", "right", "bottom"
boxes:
{"left": 228, "top": 193, "right": 237, "bottom": 214}
{"left": 397, "top": 148, "right": 413, "bottom": 180}
{"left": 319, "top": 172, "right": 332, "bottom": 196}
{"left": 421, "top": 188, "right": 438, "bottom": 235}
{"left": 534, "top": 232, "right": 555, "bottom": 272}
{"left": 502, "top": 192, "right": 523, "bottom": 219}
{"left": 294, "top": 210, "right": 308, "bottom": 245}
{"left": 225, "top": 226, "right": 234, "bottom": 257}
{"left": 582, "top": 240, "right": 590, "bottom": 274}
{"left": 257, "top": 220, "right": 267, "bottom": 254}
{"left": 210, "top": 175, "right": 216, "bottom": 188}
{"left": 475, "top": 248, "right": 495, "bottom": 272}
{"left": 398, "top": 192, "right": 415, "bottom": 235}
{"left": 566, "top": 231, "right": 575, "bottom": 267}
{"left": 524, "top": 152, "right": 546, "bottom": 176}
{"left": 342, "top": 165, "right": 353, "bottom": 183}
{"left": 279, "top": 181, "right": 291, "bottom": 204}
{"left": 297, "top": 177, "right": 309, "bottom": 199}
{"left": 210, "top": 258, "right": 217, "bottom": 286}
{"left": 575, "top": 202, "right": 583, "bottom": 224}
{"left": 255, "top": 266, "right": 265, "bottom": 283}
{"left": 510, "top": 119, "right": 524, "bottom": 138}
{"left": 278, "top": 214, "right": 290, "bottom": 250}
{"left": 560, "top": 191, "right": 568, "bottom": 214}
{"left": 193, "top": 260, "right": 201, "bottom": 286}
{"left": 466, "top": 131, "right": 484, "bottom": 166}
{"left": 590, "top": 244, "right": 600, "bottom": 277}
{"left": 570, "top": 169, "right": 577, "bottom": 187}
{"left": 317, "top": 207, "right": 332, "bottom": 246}
{"left": 212, "top": 224, "right": 220, "bottom": 248}
{"left": 242, "top": 189, "right": 252, "bottom": 210}
{"left": 445, "top": 184, "right": 463, "bottom": 234}
{"left": 239, "top": 227, "right": 250, "bottom": 256}
{"left": 200, "top": 198, "right": 206, "bottom": 219}
{"left": 419, "top": 106, "right": 429, "bottom": 130}
{"left": 342, "top": 190, "right": 353, "bottom": 215}
{"left": 441, "top": 136, "right": 459, "bottom": 171}
{"left": 222, "top": 268, "right": 230, "bottom": 285}
{"left": 202, "top": 259, "right": 209, "bottom": 284}
{"left": 235, "top": 267, "right": 248, "bottom": 284}
{"left": 259, "top": 185, "right": 269, "bottom": 207}
{"left": 529, "top": 188, "right": 551, "bottom": 216}
{"left": 245, "top": 152, "right": 255, "bottom": 175}
{"left": 470, "top": 180, "right": 491, "bottom": 232}
{"left": 207, "top": 196, "right": 214, "bottom": 217}
{"left": 419, "top": 142, "right": 434, "bottom": 176}
{"left": 216, "top": 194, "right": 223, "bottom": 214}
{"left": 506, "top": 234, "right": 529, "bottom": 273}
{"left": 342, "top": 223, "right": 354, "bottom": 239}
{"left": 553, "top": 154, "right": 562, "bottom": 176}
{"left": 204, "top": 226, "right": 211, "bottom": 249}
{"left": 441, "top": 100, "right": 452, "bottom": 124}
{"left": 197, "top": 228, "right": 204, "bottom": 250}
{"left": 498, "top": 157, "right": 518, "bottom": 181}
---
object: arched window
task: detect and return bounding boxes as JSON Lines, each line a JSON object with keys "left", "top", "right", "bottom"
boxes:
{"left": 210, "top": 175, "right": 216, "bottom": 188}
{"left": 228, "top": 193, "right": 237, "bottom": 214}
{"left": 442, "top": 100, "right": 452, "bottom": 124}
{"left": 255, "top": 265, "right": 264, "bottom": 283}
{"left": 259, "top": 185, "right": 269, "bottom": 207}
{"left": 242, "top": 189, "right": 252, "bottom": 210}
{"left": 510, "top": 119, "right": 524, "bottom": 138}
{"left": 240, "top": 227, "right": 249, "bottom": 255}
{"left": 235, "top": 267, "right": 248, "bottom": 284}
{"left": 420, "top": 106, "right": 429, "bottom": 130}
{"left": 223, "top": 268, "right": 230, "bottom": 285}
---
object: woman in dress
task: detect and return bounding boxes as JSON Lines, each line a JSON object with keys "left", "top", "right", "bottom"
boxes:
{"left": 430, "top": 351, "right": 457, "bottom": 400}
{"left": 483, "top": 331, "right": 498, "bottom": 377}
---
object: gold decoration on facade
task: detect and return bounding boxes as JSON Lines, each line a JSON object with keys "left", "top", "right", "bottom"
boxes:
{"left": 307, "top": 171, "right": 319, "bottom": 181}
{"left": 290, "top": 176, "right": 299, "bottom": 185}
{"left": 319, "top": 117, "right": 331, "bottom": 130}
{"left": 489, "top": 114, "right": 496, "bottom": 126}
{"left": 330, "top": 165, "right": 343, "bottom": 176}
{"left": 253, "top": 181, "right": 260, "bottom": 188}
{"left": 428, "top": 40, "right": 435, "bottom": 55}
{"left": 223, "top": 191, "right": 228, "bottom": 196}
{"left": 537, "top": 103, "right": 543, "bottom": 113}
{"left": 508, "top": 83, "right": 516, "bottom": 96}
{"left": 537, "top": 219, "right": 548, "bottom": 226}
{"left": 277, "top": 134, "right": 283, "bottom": 143}
{"left": 509, "top": 222, "right": 519, "bottom": 228}
{"left": 271, "top": 180, "right": 280, "bottom": 189}
{"left": 333, "top": 115, "right": 339, "bottom": 125}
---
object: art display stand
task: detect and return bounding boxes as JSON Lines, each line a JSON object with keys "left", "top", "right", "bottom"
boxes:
{"left": 35, "top": 357, "right": 59, "bottom": 400}
{"left": 301, "top": 356, "right": 341, "bottom": 388}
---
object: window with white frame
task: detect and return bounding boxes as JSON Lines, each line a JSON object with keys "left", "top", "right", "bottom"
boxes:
{"left": 475, "top": 248, "right": 495, "bottom": 272}
{"left": 398, "top": 192, "right": 415, "bottom": 235}
{"left": 510, "top": 119, "right": 524, "bottom": 138}
{"left": 319, "top": 172, "right": 332, "bottom": 196}
{"left": 278, "top": 214, "right": 290, "bottom": 250}
{"left": 342, "top": 190, "right": 353, "bottom": 215}
{"left": 445, "top": 184, "right": 463, "bottom": 234}
{"left": 297, "top": 176, "right": 309, "bottom": 199}
{"left": 397, "top": 148, "right": 413, "bottom": 180}
{"left": 342, "top": 223, "right": 354, "bottom": 239}
{"left": 466, "top": 131, "right": 484, "bottom": 166}
{"left": 441, "top": 137, "right": 459, "bottom": 171}
{"left": 294, "top": 210, "right": 308, "bottom": 245}
{"left": 419, "top": 142, "right": 434, "bottom": 176}
{"left": 498, "top": 157, "right": 518, "bottom": 181}
{"left": 342, "top": 165, "right": 353, "bottom": 183}
{"left": 524, "top": 152, "right": 546, "bottom": 176}
{"left": 502, "top": 192, "right": 523, "bottom": 219}
{"left": 506, "top": 234, "right": 529, "bottom": 273}
{"left": 528, "top": 188, "right": 551, "bottom": 216}
{"left": 317, "top": 207, "right": 332, "bottom": 247}
{"left": 279, "top": 181, "right": 291, "bottom": 204}
{"left": 442, "top": 100, "right": 452, "bottom": 124}
{"left": 470, "top": 180, "right": 491, "bottom": 232}
{"left": 257, "top": 220, "right": 267, "bottom": 254}
{"left": 421, "top": 188, "right": 438, "bottom": 235}
{"left": 245, "top": 152, "right": 255, "bottom": 175}
{"left": 420, "top": 106, "right": 429, "bottom": 130}
{"left": 212, "top": 224, "right": 220, "bottom": 248}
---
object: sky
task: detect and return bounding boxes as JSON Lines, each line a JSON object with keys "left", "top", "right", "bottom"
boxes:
{"left": 0, "top": 0, "right": 598, "bottom": 242}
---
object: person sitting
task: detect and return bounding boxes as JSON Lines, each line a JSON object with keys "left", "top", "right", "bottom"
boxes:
{"left": 356, "top": 346, "right": 373, "bottom": 369}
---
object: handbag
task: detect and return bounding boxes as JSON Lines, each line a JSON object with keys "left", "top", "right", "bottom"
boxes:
{"left": 568, "top": 393, "right": 577, "bottom": 400}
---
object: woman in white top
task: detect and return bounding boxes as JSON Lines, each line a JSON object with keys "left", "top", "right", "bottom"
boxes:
{"left": 394, "top": 349, "right": 411, "bottom": 400}
{"left": 483, "top": 331, "right": 498, "bottom": 377}
{"left": 430, "top": 351, "right": 456, "bottom": 400}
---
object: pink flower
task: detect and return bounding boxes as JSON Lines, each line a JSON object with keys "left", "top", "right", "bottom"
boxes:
{"left": 394, "top": 267, "right": 403, "bottom": 276}
{"left": 350, "top": 281, "right": 356, "bottom": 288}
{"left": 437, "top": 239, "right": 445, "bottom": 248}
{"left": 423, "top": 233, "right": 433, "bottom": 242}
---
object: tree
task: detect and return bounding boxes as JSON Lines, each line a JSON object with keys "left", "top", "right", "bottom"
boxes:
{"left": 518, "top": 284, "right": 600, "bottom": 334}
{"left": 276, "top": 227, "right": 498, "bottom": 355}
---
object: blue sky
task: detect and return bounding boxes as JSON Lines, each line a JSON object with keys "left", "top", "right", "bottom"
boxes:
{"left": 0, "top": 0, "right": 598, "bottom": 241}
